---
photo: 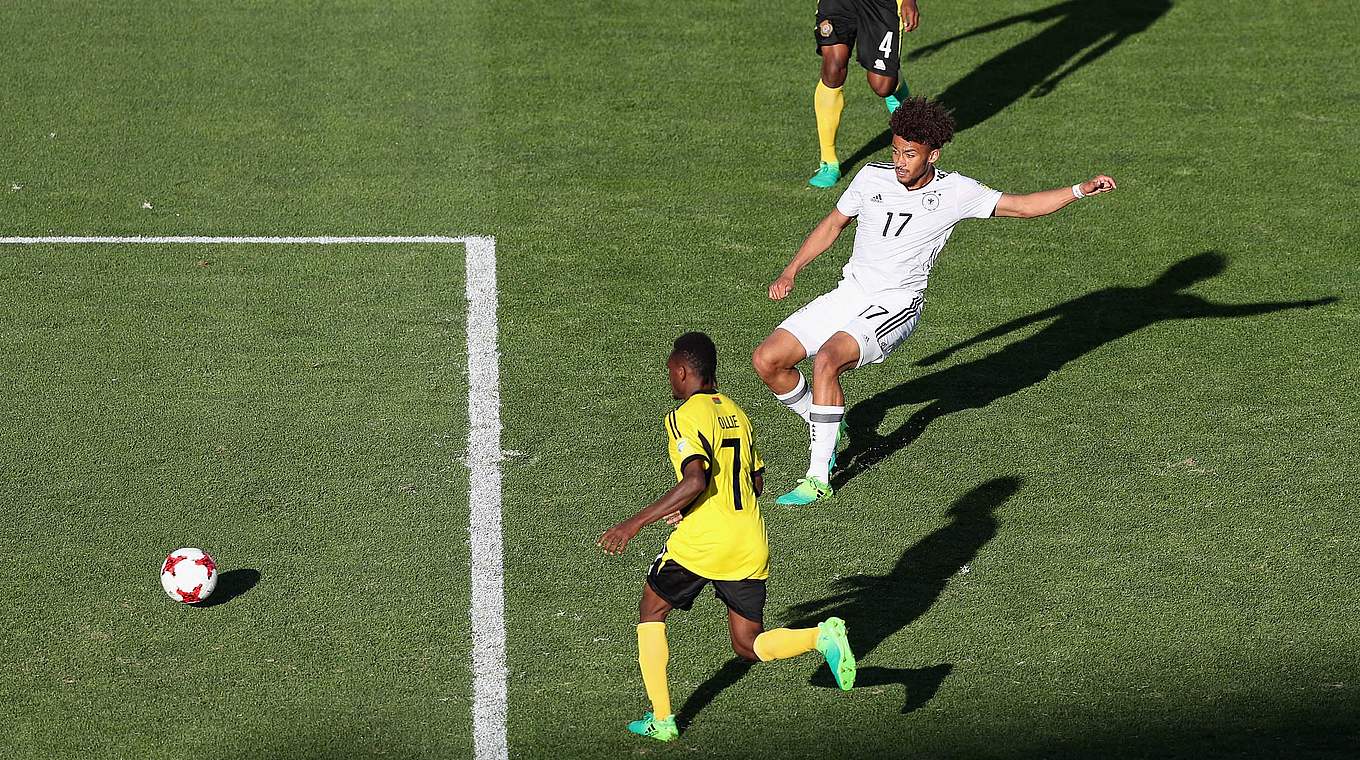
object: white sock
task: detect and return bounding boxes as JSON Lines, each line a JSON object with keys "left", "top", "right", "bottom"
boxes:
{"left": 807, "top": 404, "right": 844, "bottom": 482}
{"left": 774, "top": 372, "right": 812, "bottom": 425}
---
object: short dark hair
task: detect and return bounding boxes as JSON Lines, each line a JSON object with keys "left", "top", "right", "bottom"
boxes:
{"left": 671, "top": 331, "right": 717, "bottom": 384}
{"left": 889, "top": 97, "right": 956, "bottom": 150}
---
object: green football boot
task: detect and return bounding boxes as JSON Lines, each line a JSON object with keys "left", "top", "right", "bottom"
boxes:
{"left": 884, "top": 80, "right": 910, "bottom": 115}
{"left": 775, "top": 476, "right": 832, "bottom": 506}
{"left": 627, "top": 712, "right": 678, "bottom": 743}
{"left": 808, "top": 162, "right": 841, "bottom": 188}
{"left": 816, "top": 616, "right": 857, "bottom": 691}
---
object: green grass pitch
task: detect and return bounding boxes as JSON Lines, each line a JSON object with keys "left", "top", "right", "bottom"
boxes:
{"left": 2, "top": 0, "right": 1356, "bottom": 758}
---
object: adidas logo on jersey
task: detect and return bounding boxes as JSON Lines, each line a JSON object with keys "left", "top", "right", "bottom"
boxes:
{"left": 870, "top": 193, "right": 883, "bottom": 203}
{"left": 874, "top": 59, "right": 886, "bottom": 70}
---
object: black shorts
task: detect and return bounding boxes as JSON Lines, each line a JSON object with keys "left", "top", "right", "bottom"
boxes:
{"left": 647, "top": 555, "right": 766, "bottom": 624}
{"left": 814, "top": 0, "right": 901, "bottom": 77}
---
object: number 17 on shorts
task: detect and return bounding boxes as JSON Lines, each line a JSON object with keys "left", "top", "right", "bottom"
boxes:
{"left": 854, "top": 293, "right": 924, "bottom": 365}
{"left": 779, "top": 284, "right": 926, "bottom": 367}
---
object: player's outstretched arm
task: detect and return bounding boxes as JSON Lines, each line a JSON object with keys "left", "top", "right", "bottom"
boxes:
{"left": 993, "top": 175, "right": 1116, "bottom": 219}
{"left": 597, "top": 458, "right": 708, "bottom": 555}
{"left": 769, "top": 210, "right": 855, "bottom": 301}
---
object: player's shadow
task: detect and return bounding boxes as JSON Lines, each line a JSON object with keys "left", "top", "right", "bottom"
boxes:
{"left": 840, "top": 0, "right": 1171, "bottom": 172}
{"left": 192, "top": 568, "right": 261, "bottom": 608}
{"left": 833, "top": 252, "right": 1338, "bottom": 488}
{"left": 677, "top": 477, "right": 1017, "bottom": 726}
{"left": 785, "top": 476, "right": 1015, "bottom": 708}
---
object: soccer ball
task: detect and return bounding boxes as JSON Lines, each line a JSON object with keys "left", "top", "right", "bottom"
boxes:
{"left": 160, "top": 548, "right": 218, "bottom": 604}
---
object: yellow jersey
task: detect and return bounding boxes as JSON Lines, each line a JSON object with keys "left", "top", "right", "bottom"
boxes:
{"left": 661, "top": 391, "right": 768, "bottom": 581}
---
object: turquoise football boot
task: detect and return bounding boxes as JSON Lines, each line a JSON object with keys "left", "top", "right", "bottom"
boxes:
{"left": 816, "top": 616, "right": 857, "bottom": 691}
{"left": 808, "top": 162, "right": 841, "bottom": 188}
{"left": 884, "top": 80, "right": 910, "bottom": 114}
{"left": 627, "top": 711, "right": 678, "bottom": 743}
{"left": 775, "top": 477, "right": 832, "bottom": 506}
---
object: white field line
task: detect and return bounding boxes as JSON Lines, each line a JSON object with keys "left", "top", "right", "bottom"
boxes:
{"left": 463, "top": 236, "right": 508, "bottom": 760}
{"left": 0, "top": 235, "right": 473, "bottom": 244}
{"left": 0, "top": 234, "right": 509, "bottom": 760}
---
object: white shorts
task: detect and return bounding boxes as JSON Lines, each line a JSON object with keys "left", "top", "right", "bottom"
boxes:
{"left": 778, "top": 280, "right": 924, "bottom": 367}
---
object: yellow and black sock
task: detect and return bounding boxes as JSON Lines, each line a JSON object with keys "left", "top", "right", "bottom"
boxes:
{"left": 637, "top": 622, "right": 672, "bottom": 720}
{"left": 753, "top": 626, "right": 820, "bottom": 661}
{"left": 814, "top": 80, "right": 844, "bottom": 166}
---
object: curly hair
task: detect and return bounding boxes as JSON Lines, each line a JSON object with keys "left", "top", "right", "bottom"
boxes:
{"left": 888, "top": 97, "right": 956, "bottom": 149}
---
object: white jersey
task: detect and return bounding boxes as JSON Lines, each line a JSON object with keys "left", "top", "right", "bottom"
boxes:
{"left": 835, "top": 163, "right": 1003, "bottom": 294}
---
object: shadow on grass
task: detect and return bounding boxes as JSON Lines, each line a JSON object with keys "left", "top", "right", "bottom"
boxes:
{"left": 193, "top": 568, "right": 261, "bottom": 608}
{"left": 675, "top": 657, "right": 753, "bottom": 733}
{"left": 833, "top": 252, "right": 1338, "bottom": 490}
{"left": 839, "top": 0, "right": 1171, "bottom": 173}
{"left": 679, "top": 477, "right": 1019, "bottom": 726}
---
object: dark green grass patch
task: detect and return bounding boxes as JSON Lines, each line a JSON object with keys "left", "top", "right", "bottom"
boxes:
{"left": 0, "top": 245, "right": 474, "bottom": 758}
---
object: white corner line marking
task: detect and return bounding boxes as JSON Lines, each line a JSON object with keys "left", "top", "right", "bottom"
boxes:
{"left": 0, "top": 234, "right": 509, "bottom": 760}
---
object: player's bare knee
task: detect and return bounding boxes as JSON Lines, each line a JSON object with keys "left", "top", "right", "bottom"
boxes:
{"left": 812, "top": 348, "right": 851, "bottom": 379}
{"left": 820, "top": 56, "right": 848, "bottom": 88}
{"left": 869, "top": 76, "right": 896, "bottom": 98}
{"left": 811, "top": 350, "right": 833, "bottom": 377}
{"left": 751, "top": 344, "right": 776, "bottom": 380}
{"left": 753, "top": 338, "right": 799, "bottom": 383}
{"left": 639, "top": 588, "right": 671, "bottom": 623}
{"left": 731, "top": 638, "right": 759, "bottom": 662}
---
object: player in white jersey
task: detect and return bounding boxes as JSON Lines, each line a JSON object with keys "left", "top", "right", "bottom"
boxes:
{"left": 752, "top": 96, "right": 1116, "bottom": 505}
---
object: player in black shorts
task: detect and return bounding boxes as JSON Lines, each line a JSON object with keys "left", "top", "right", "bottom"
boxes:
{"left": 809, "top": 0, "right": 919, "bottom": 188}
{"left": 597, "top": 332, "right": 857, "bottom": 743}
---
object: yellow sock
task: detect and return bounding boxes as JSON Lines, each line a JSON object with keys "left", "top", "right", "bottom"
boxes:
{"left": 814, "top": 80, "right": 845, "bottom": 166}
{"left": 753, "top": 627, "right": 820, "bottom": 661}
{"left": 637, "top": 622, "right": 672, "bottom": 720}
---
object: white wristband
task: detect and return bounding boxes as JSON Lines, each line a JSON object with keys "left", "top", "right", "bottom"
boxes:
{"left": 1071, "top": 183, "right": 1086, "bottom": 199}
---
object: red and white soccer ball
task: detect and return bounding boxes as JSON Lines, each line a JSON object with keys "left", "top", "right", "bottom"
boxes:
{"left": 160, "top": 548, "right": 217, "bottom": 604}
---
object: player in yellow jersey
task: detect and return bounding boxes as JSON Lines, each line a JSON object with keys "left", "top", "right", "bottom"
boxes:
{"left": 598, "top": 332, "right": 857, "bottom": 743}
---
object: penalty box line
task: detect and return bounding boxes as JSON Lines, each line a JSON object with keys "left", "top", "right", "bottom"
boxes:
{"left": 0, "top": 234, "right": 509, "bottom": 760}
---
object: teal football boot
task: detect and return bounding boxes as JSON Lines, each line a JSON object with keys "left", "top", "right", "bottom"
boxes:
{"left": 775, "top": 476, "right": 832, "bottom": 506}
{"left": 627, "top": 712, "right": 678, "bottom": 743}
{"left": 884, "top": 80, "right": 910, "bottom": 114}
{"left": 816, "top": 616, "right": 857, "bottom": 691}
{"left": 808, "top": 162, "right": 841, "bottom": 188}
